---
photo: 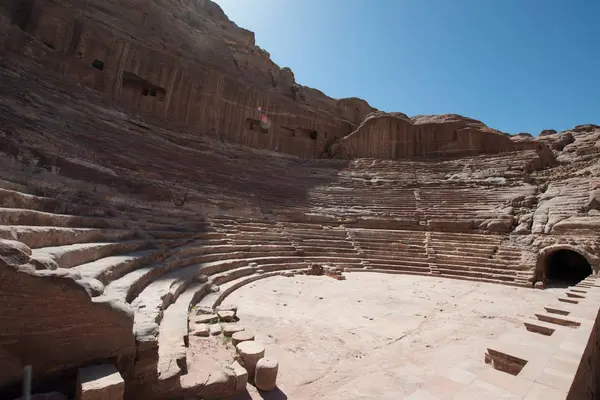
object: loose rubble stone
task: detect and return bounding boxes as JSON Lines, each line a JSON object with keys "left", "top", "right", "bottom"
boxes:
{"left": 236, "top": 341, "right": 265, "bottom": 377}
{"left": 232, "top": 329, "right": 255, "bottom": 346}
{"left": 254, "top": 357, "right": 279, "bottom": 391}
{"left": 193, "top": 306, "right": 215, "bottom": 315}
{"left": 217, "top": 310, "right": 236, "bottom": 322}
{"left": 190, "top": 314, "right": 218, "bottom": 324}
{"left": 230, "top": 360, "right": 248, "bottom": 391}
{"left": 534, "top": 281, "right": 545, "bottom": 290}
{"left": 192, "top": 324, "right": 210, "bottom": 337}
{"left": 209, "top": 324, "right": 223, "bottom": 336}
{"left": 216, "top": 304, "right": 238, "bottom": 314}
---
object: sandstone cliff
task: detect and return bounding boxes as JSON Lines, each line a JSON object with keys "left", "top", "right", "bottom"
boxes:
{"left": 0, "top": 1, "right": 600, "bottom": 398}
{"left": 0, "top": 0, "right": 376, "bottom": 159}
{"left": 329, "top": 112, "right": 524, "bottom": 159}
{"left": 0, "top": 0, "right": 562, "bottom": 161}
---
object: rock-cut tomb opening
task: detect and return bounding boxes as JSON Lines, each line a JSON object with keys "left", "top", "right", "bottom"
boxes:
{"left": 544, "top": 249, "right": 593, "bottom": 287}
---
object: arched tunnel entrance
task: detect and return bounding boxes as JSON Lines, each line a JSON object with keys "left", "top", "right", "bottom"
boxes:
{"left": 545, "top": 249, "right": 592, "bottom": 287}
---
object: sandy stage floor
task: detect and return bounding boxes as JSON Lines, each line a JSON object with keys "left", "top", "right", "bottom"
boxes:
{"left": 225, "top": 272, "right": 562, "bottom": 400}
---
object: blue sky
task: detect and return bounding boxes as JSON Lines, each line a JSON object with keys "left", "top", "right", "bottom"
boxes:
{"left": 213, "top": 0, "right": 599, "bottom": 135}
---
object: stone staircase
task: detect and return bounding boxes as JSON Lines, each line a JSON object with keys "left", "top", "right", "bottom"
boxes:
{"left": 0, "top": 168, "right": 543, "bottom": 399}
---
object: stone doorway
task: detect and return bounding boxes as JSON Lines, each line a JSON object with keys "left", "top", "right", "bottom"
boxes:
{"left": 544, "top": 249, "right": 592, "bottom": 287}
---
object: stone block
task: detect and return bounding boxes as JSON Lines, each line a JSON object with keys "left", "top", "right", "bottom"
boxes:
{"left": 76, "top": 364, "right": 124, "bottom": 400}
{"left": 230, "top": 360, "right": 248, "bottom": 391}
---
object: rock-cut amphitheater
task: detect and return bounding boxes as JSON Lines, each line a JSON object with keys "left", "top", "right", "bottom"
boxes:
{"left": 1, "top": 1, "right": 599, "bottom": 400}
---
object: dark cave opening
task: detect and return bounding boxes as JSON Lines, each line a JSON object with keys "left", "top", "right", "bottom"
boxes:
{"left": 91, "top": 59, "right": 105, "bottom": 71}
{"left": 545, "top": 250, "right": 592, "bottom": 287}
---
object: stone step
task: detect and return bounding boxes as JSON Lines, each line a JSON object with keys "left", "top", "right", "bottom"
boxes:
{"left": 351, "top": 231, "right": 425, "bottom": 240}
{"left": 178, "top": 244, "right": 294, "bottom": 257}
{"left": 211, "top": 266, "right": 257, "bottom": 286}
{"left": 295, "top": 239, "right": 354, "bottom": 248}
{"left": 431, "top": 243, "right": 502, "bottom": 253}
{"left": 156, "top": 280, "right": 212, "bottom": 380}
{"left": 435, "top": 272, "right": 524, "bottom": 287}
{"left": 359, "top": 242, "right": 425, "bottom": 252}
{"left": 226, "top": 239, "right": 290, "bottom": 246}
{"left": 0, "top": 187, "right": 61, "bottom": 212}
{"left": 297, "top": 247, "right": 358, "bottom": 256}
{"left": 356, "top": 261, "right": 432, "bottom": 274}
{"left": 534, "top": 312, "right": 582, "bottom": 327}
{"left": 0, "top": 179, "right": 31, "bottom": 193}
{"left": 435, "top": 267, "right": 518, "bottom": 282}
{"left": 226, "top": 233, "right": 289, "bottom": 241}
{"left": 103, "top": 253, "right": 361, "bottom": 305}
{"left": 30, "top": 240, "right": 151, "bottom": 269}
{"left": 433, "top": 258, "right": 525, "bottom": 272}
{"left": 346, "top": 267, "right": 430, "bottom": 277}
{"left": 432, "top": 246, "right": 496, "bottom": 256}
{"left": 0, "top": 225, "right": 139, "bottom": 248}
{"left": 257, "top": 262, "right": 309, "bottom": 272}
{"left": 145, "top": 230, "right": 225, "bottom": 240}
{"left": 0, "top": 207, "right": 171, "bottom": 230}
{"left": 430, "top": 234, "right": 503, "bottom": 244}
{"left": 360, "top": 250, "right": 428, "bottom": 261}
{"left": 176, "top": 250, "right": 299, "bottom": 265}
{"left": 198, "top": 270, "right": 289, "bottom": 311}
{"left": 362, "top": 257, "right": 431, "bottom": 270}
{"left": 103, "top": 253, "right": 231, "bottom": 304}
{"left": 132, "top": 265, "right": 207, "bottom": 354}
{"left": 522, "top": 318, "right": 560, "bottom": 336}
{"left": 72, "top": 249, "right": 161, "bottom": 285}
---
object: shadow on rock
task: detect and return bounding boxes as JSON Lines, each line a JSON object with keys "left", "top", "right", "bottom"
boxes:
{"left": 230, "top": 386, "right": 287, "bottom": 400}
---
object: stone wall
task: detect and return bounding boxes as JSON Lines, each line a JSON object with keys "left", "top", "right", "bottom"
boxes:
{"left": 0, "top": 240, "right": 136, "bottom": 398}
{"left": 481, "top": 277, "right": 600, "bottom": 399}
{"left": 568, "top": 308, "right": 600, "bottom": 400}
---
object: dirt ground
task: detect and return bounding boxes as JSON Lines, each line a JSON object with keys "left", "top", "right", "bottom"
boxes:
{"left": 225, "top": 272, "right": 562, "bottom": 400}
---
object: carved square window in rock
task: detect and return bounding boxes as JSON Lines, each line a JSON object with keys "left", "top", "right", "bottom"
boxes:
{"left": 309, "top": 130, "right": 318, "bottom": 140}
{"left": 122, "top": 71, "right": 166, "bottom": 101}
{"left": 92, "top": 60, "right": 105, "bottom": 71}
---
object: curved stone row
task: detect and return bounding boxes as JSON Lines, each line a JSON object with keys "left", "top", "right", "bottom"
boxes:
{"left": 1, "top": 125, "right": 596, "bottom": 399}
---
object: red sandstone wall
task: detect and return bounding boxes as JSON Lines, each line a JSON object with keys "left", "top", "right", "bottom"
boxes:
{"left": 0, "top": 242, "right": 136, "bottom": 396}
{"left": 0, "top": 0, "right": 375, "bottom": 159}
{"left": 332, "top": 113, "right": 519, "bottom": 159}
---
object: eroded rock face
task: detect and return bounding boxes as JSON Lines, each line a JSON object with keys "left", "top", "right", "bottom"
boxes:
{"left": 330, "top": 113, "right": 523, "bottom": 159}
{"left": 0, "top": 0, "right": 568, "bottom": 162}
{"left": 0, "top": 1, "right": 599, "bottom": 399}
{"left": 0, "top": 241, "right": 135, "bottom": 396}
{"left": 0, "top": 0, "right": 376, "bottom": 159}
